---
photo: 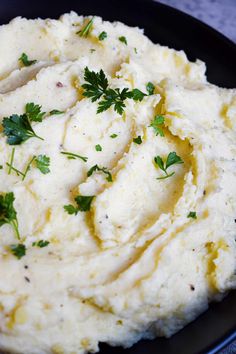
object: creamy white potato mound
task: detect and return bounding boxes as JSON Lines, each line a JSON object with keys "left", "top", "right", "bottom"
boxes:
{"left": 0, "top": 12, "right": 236, "bottom": 354}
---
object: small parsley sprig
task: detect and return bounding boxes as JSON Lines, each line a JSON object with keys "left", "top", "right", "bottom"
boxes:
{"left": 19, "top": 53, "right": 37, "bottom": 67}
{"left": 133, "top": 136, "right": 142, "bottom": 145}
{"left": 87, "top": 164, "right": 112, "bottom": 182}
{"left": 77, "top": 18, "right": 94, "bottom": 37}
{"left": 7, "top": 150, "right": 50, "bottom": 180}
{"left": 149, "top": 115, "right": 165, "bottom": 137}
{"left": 64, "top": 195, "right": 95, "bottom": 214}
{"left": 2, "top": 114, "right": 43, "bottom": 145}
{"left": 25, "top": 103, "right": 46, "bottom": 122}
{"left": 146, "top": 82, "right": 155, "bottom": 95}
{"left": 0, "top": 192, "right": 20, "bottom": 240}
{"left": 154, "top": 152, "right": 183, "bottom": 180}
{"left": 82, "top": 67, "right": 147, "bottom": 115}
{"left": 119, "top": 36, "right": 127, "bottom": 45}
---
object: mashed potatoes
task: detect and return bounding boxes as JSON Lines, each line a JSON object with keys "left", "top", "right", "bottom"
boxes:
{"left": 0, "top": 12, "right": 236, "bottom": 354}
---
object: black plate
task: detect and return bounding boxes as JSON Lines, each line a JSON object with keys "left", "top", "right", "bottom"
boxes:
{"left": 0, "top": 1, "right": 236, "bottom": 353}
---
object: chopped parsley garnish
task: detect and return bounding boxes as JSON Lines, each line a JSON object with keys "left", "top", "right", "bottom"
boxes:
{"left": 87, "top": 164, "right": 112, "bottom": 182}
{"left": 18, "top": 53, "right": 37, "bottom": 67}
{"left": 187, "top": 211, "right": 197, "bottom": 219}
{"left": 49, "top": 110, "right": 64, "bottom": 115}
{"left": 64, "top": 195, "right": 95, "bottom": 214}
{"left": 7, "top": 152, "right": 50, "bottom": 179}
{"left": 149, "top": 115, "right": 165, "bottom": 137}
{"left": 0, "top": 192, "right": 20, "bottom": 240}
{"left": 154, "top": 152, "right": 183, "bottom": 180}
{"left": 82, "top": 67, "right": 146, "bottom": 115}
{"left": 25, "top": 102, "right": 46, "bottom": 122}
{"left": 60, "top": 151, "right": 88, "bottom": 162}
{"left": 32, "top": 240, "right": 50, "bottom": 248}
{"left": 2, "top": 114, "right": 43, "bottom": 145}
{"left": 133, "top": 136, "right": 142, "bottom": 145}
{"left": 77, "top": 18, "right": 94, "bottom": 37}
{"left": 0, "top": 166, "right": 2, "bottom": 169}
{"left": 146, "top": 82, "right": 155, "bottom": 95}
{"left": 119, "top": 36, "right": 127, "bottom": 45}
{"left": 134, "top": 48, "right": 137, "bottom": 54}
{"left": 95, "top": 144, "right": 102, "bottom": 151}
{"left": 99, "top": 31, "right": 107, "bottom": 41}
{"left": 35, "top": 155, "right": 50, "bottom": 174}
{"left": 10, "top": 244, "right": 26, "bottom": 259}
{"left": 131, "top": 88, "right": 146, "bottom": 102}
{"left": 110, "top": 134, "right": 118, "bottom": 138}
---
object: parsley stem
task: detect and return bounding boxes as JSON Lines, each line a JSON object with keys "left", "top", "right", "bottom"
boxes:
{"left": 22, "top": 156, "right": 36, "bottom": 181}
{"left": 11, "top": 220, "right": 20, "bottom": 240}
{"left": 8, "top": 148, "right": 15, "bottom": 175}
{"left": 6, "top": 163, "right": 24, "bottom": 177}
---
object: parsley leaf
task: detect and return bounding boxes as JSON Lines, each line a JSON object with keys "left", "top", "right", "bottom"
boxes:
{"left": 35, "top": 155, "right": 50, "bottom": 174}
{"left": 60, "top": 151, "right": 88, "bottom": 162}
{"left": 131, "top": 88, "right": 146, "bottom": 102}
{"left": 99, "top": 31, "right": 107, "bottom": 41}
{"left": 95, "top": 144, "right": 102, "bottom": 151}
{"left": 0, "top": 192, "right": 20, "bottom": 240}
{"left": 187, "top": 211, "right": 197, "bottom": 219}
{"left": 2, "top": 114, "right": 43, "bottom": 145}
{"left": 82, "top": 67, "right": 146, "bottom": 115}
{"left": 87, "top": 164, "right": 112, "bottom": 182}
{"left": 110, "top": 134, "right": 118, "bottom": 138}
{"left": 32, "top": 240, "right": 50, "bottom": 248}
{"left": 82, "top": 67, "right": 108, "bottom": 102}
{"left": 64, "top": 195, "right": 95, "bottom": 214}
{"left": 149, "top": 115, "right": 165, "bottom": 137}
{"left": 133, "top": 136, "right": 142, "bottom": 144}
{"left": 154, "top": 152, "right": 183, "bottom": 180}
{"left": 119, "top": 36, "right": 127, "bottom": 45}
{"left": 49, "top": 110, "right": 64, "bottom": 115}
{"left": 0, "top": 166, "right": 2, "bottom": 169}
{"left": 25, "top": 103, "right": 46, "bottom": 122}
{"left": 10, "top": 244, "right": 26, "bottom": 259}
{"left": 146, "top": 82, "right": 155, "bottom": 95}
{"left": 19, "top": 53, "right": 37, "bottom": 67}
{"left": 77, "top": 18, "right": 94, "bottom": 37}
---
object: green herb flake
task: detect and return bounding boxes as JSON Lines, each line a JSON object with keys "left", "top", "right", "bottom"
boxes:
{"left": 187, "top": 211, "right": 197, "bottom": 219}
{"left": 18, "top": 53, "right": 37, "bottom": 67}
{"left": 10, "top": 243, "right": 26, "bottom": 259}
{"left": 60, "top": 151, "right": 88, "bottom": 162}
{"left": 64, "top": 195, "right": 95, "bottom": 214}
{"left": 0, "top": 192, "right": 20, "bottom": 239}
{"left": 149, "top": 115, "right": 165, "bottom": 137}
{"left": 32, "top": 240, "right": 50, "bottom": 248}
{"left": 77, "top": 18, "right": 94, "bottom": 37}
{"left": 35, "top": 155, "right": 50, "bottom": 174}
{"left": 0, "top": 165, "right": 2, "bottom": 169}
{"left": 133, "top": 136, "right": 142, "bottom": 145}
{"left": 110, "top": 134, "right": 118, "bottom": 138}
{"left": 95, "top": 144, "right": 102, "bottom": 151}
{"left": 119, "top": 36, "right": 127, "bottom": 45}
{"left": 146, "top": 82, "right": 155, "bottom": 95}
{"left": 49, "top": 110, "right": 64, "bottom": 115}
{"left": 98, "top": 31, "right": 107, "bottom": 41}
{"left": 154, "top": 152, "right": 183, "bottom": 180}
{"left": 87, "top": 164, "right": 112, "bottom": 182}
